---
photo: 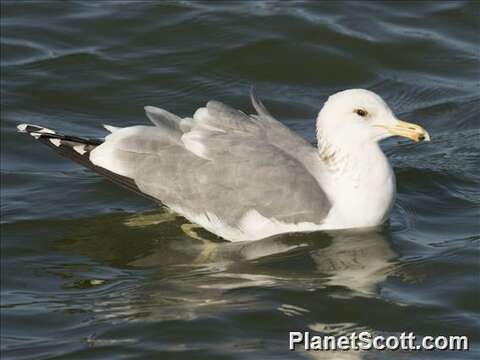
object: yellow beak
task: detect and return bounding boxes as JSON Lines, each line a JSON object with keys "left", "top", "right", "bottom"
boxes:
{"left": 378, "top": 120, "right": 431, "bottom": 143}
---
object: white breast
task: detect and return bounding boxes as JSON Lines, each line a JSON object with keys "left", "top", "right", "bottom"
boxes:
{"left": 320, "top": 144, "right": 396, "bottom": 229}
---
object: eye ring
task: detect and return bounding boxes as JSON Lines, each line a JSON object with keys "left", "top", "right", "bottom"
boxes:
{"left": 355, "top": 109, "right": 368, "bottom": 117}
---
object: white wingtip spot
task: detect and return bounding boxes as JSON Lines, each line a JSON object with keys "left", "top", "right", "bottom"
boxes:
{"left": 30, "top": 132, "right": 42, "bottom": 139}
{"left": 40, "top": 128, "right": 55, "bottom": 134}
{"left": 19, "top": 124, "right": 56, "bottom": 134}
{"left": 73, "top": 144, "right": 86, "bottom": 155}
{"left": 49, "top": 138, "right": 61, "bottom": 147}
{"left": 17, "top": 124, "right": 28, "bottom": 132}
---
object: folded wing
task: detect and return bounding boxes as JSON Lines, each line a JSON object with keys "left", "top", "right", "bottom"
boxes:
{"left": 89, "top": 92, "right": 331, "bottom": 240}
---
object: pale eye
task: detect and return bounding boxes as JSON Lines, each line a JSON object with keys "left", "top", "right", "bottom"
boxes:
{"left": 355, "top": 109, "right": 368, "bottom": 117}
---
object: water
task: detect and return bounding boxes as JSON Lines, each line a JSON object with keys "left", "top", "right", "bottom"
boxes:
{"left": 1, "top": 1, "right": 479, "bottom": 359}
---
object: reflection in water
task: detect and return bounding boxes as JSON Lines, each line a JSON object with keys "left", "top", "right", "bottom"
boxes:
{"left": 52, "top": 210, "right": 398, "bottom": 324}
{"left": 311, "top": 230, "right": 397, "bottom": 296}
{"left": 7, "top": 203, "right": 471, "bottom": 359}
{"left": 42, "top": 210, "right": 400, "bottom": 359}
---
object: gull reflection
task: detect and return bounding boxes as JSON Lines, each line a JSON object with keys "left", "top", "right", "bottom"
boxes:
{"left": 129, "top": 219, "right": 397, "bottom": 297}
{"left": 52, "top": 211, "right": 399, "bottom": 328}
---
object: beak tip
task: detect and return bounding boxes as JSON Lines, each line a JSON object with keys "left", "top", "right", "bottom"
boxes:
{"left": 394, "top": 120, "right": 431, "bottom": 143}
{"left": 419, "top": 131, "right": 431, "bottom": 142}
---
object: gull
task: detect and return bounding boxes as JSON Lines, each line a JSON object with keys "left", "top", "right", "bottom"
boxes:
{"left": 17, "top": 89, "right": 430, "bottom": 241}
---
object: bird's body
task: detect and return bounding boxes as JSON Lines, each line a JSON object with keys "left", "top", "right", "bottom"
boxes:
{"left": 18, "top": 89, "right": 429, "bottom": 241}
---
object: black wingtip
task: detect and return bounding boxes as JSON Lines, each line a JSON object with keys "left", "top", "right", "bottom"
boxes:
{"left": 17, "top": 123, "right": 56, "bottom": 135}
{"left": 16, "top": 123, "right": 160, "bottom": 203}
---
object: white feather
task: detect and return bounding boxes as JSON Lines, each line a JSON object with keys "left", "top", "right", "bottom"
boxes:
{"left": 49, "top": 138, "right": 61, "bottom": 147}
{"left": 73, "top": 145, "right": 87, "bottom": 155}
{"left": 181, "top": 132, "right": 211, "bottom": 160}
{"left": 16, "top": 124, "right": 28, "bottom": 132}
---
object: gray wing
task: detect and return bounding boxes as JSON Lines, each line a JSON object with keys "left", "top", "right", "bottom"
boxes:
{"left": 90, "top": 93, "right": 331, "bottom": 238}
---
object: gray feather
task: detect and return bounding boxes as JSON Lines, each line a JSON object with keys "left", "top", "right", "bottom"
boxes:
{"left": 90, "top": 99, "right": 331, "bottom": 231}
{"left": 250, "top": 86, "right": 276, "bottom": 123}
{"left": 144, "top": 106, "right": 182, "bottom": 132}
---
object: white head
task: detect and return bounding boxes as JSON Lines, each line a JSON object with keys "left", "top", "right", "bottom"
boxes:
{"left": 317, "top": 89, "right": 430, "bottom": 149}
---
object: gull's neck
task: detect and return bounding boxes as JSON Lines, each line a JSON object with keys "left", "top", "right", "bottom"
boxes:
{"left": 316, "top": 128, "right": 396, "bottom": 229}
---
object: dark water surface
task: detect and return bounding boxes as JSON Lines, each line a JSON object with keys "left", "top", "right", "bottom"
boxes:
{"left": 1, "top": 1, "right": 479, "bottom": 359}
